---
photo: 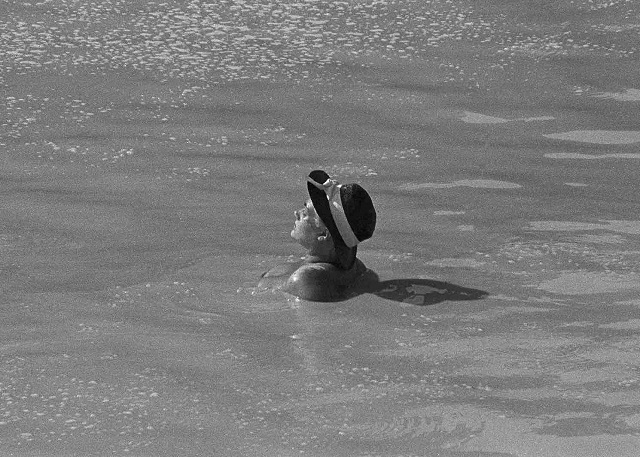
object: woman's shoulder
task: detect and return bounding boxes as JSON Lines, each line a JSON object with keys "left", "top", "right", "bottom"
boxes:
{"left": 260, "top": 261, "right": 302, "bottom": 279}
{"left": 285, "top": 263, "right": 343, "bottom": 302}
{"left": 285, "top": 259, "right": 367, "bottom": 301}
{"left": 259, "top": 258, "right": 367, "bottom": 301}
{"left": 287, "top": 262, "right": 340, "bottom": 284}
{"left": 257, "top": 260, "right": 302, "bottom": 292}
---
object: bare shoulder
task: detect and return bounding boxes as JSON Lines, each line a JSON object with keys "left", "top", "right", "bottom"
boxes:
{"left": 258, "top": 258, "right": 369, "bottom": 301}
{"left": 284, "top": 263, "right": 341, "bottom": 301}
{"left": 284, "top": 260, "right": 367, "bottom": 301}
{"left": 288, "top": 263, "right": 337, "bottom": 284}
{"left": 257, "top": 261, "right": 302, "bottom": 291}
{"left": 260, "top": 262, "right": 301, "bottom": 279}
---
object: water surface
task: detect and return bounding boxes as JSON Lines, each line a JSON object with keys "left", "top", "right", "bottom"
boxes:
{"left": 2, "top": 0, "right": 640, "bottom": 455}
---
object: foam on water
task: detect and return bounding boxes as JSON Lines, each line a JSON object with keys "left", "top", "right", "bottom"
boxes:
{"left": 433, "top": 210, "right": 466, "bottom": 216}
{"left": 600, "top": 319, "right": 640, "bottom": 330}
{"left": 537, "top": 271, "right": 640, "bottom": 295}
{"left": 529, "top": 220, "right": 640, "bottom": 235}
{"left": 425, "top": 258, "right": 487, "bottom": 268}
{"left": 593, "top": 88, "right": 640, "bottom": 102}
{"left": 546, "top": 152, "right": 640, "bottom": 159}
{"left": 543, "top": 130, "right": 640, "bottom": 144}
{"left": 3, "top": 0, "right": 640, "bottom": 455}
{"left": 401, "top": 179, "right": 522, "bottom": 190}
{"left": 460, "top": 111, "right": 555, "bottom": 124}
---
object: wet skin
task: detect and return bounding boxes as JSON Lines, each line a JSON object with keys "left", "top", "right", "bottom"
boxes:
{"left": 260, "top": 199, "right": 368, "bottom": 301}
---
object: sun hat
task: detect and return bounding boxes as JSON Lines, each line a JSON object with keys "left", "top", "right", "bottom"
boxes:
{"left": 307, "top": 170, "right": 376, "bottom": 269}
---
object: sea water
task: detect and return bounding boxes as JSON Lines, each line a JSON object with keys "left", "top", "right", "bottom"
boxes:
{"left": 2, "top": 0, "right": 640, "bottom": 455}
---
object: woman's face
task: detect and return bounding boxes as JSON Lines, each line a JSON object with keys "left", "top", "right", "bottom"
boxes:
{"left": 291, "top": 199, "right": 326, "bottom": 248}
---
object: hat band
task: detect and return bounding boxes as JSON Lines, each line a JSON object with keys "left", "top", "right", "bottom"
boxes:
{"left": 307, "top": 176, "right": 360, "bottom": 248}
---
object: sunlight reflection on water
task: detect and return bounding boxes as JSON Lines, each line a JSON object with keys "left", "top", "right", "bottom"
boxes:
{"left": 2, "top": 0, "right": 640, "bottom": 455}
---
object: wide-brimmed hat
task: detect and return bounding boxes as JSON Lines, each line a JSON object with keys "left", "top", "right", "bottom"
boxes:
{"left": 307, "top": 170, "right": 376, "bottom": 269}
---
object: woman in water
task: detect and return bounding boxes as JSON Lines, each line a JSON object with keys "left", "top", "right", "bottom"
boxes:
{"left": 259, "top": 170, "right": 377, "bottom": 301}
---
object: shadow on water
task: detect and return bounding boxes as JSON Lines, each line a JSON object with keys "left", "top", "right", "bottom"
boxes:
{"left": 352, "top": 270, "right": 489, "bottom": 306}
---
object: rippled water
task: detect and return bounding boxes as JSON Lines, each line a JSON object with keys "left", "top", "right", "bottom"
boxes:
{"left": 2, "top": 0, "right": 640, "bottom": 455}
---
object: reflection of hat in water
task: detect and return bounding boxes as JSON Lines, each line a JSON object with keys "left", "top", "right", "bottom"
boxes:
{"left": 307, "top": 170, "right": 376, "bottom": 269}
